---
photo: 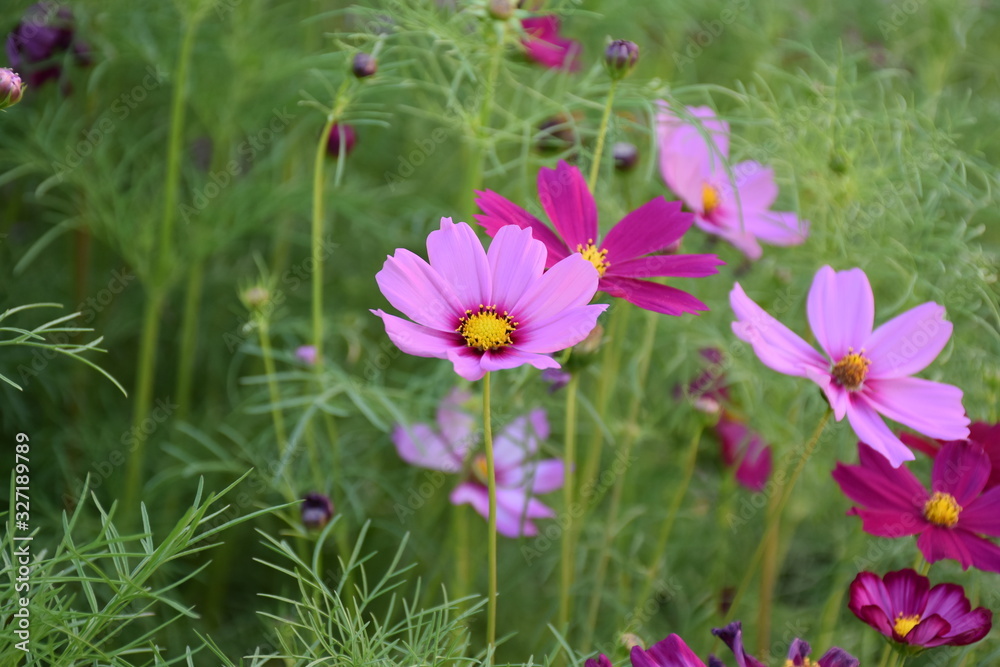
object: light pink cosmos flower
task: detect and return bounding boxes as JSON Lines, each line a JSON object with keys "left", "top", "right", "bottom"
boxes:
{"left": 295, "top": 345, "right": 318, "bottom": 365}
{"left": 521, "top": 16, "right": 581, "bottom": 71}
{"left": 393, "top": 390, "right": 564, "bottom": 537}
{"left": 476, "top": 160, "right": 724, "bottom": 316}
{"left": 372, "top": 218, "right": 607, "bottom": 381}
{"left": 657, "top": 102, "right": 808, "bottom": 260}
{"left": 731, "top": 265, "right": 969, "bottom": 467}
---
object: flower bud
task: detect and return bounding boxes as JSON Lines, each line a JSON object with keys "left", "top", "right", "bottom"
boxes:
{"left": 536, "top": 113, "right": 580, "bottom": 153}
{"left": 301, "top": 492, "right": 334, "bottom": 529}
{"left": 295, "top": 345, "right": 318, "bottom": 366}
{"left": 612, "top": 142, "right": 638, "bottom": 171}
{"left": 352, "top": 52, "right": 377, "bottom": 79}
{"left": 326, "top": 123, "right": 357, "bottom": 158}
{"left": 488, "top": 0, "right": 515, "bottom": 20}
{"left": 0, "top": 69, "right": 25, "bottom": 109}
{"left": 242, "top": 286, "right": 270, "bottom": 309}
{"left": 604, "top": 39, "right": 638, "bottom": 79}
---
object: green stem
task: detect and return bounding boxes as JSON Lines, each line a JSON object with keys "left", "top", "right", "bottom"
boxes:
{"left": 312, "top": 117, "right": 336, "bottom": 366}
{"left": 483, "top": 371, "right": 498, "bottom": 659}
{"left": 587, "top": 80, "right": 619, "bottom": 192}
{"left": 558, "top": 374, "right": 580, "bottom": 633}
{"left": 756, "top": 485, "right": 781, "bottom": 655}
{"left": 724, "top": 411, "right": 831, "bottom": 622}
{"left": 257, "top": 317, "right": 288, "bottom": 457}
{"left": 174, "top": 260, "right": 204, "bottom": 421}
{"left": 876, "top": 643, "right": 893, "bottom": 667}
{"left": 462, "top": 21, "right": 505, "bottom": 216}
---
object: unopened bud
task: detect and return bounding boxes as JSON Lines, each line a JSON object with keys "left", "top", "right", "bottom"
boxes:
{"left": 326, "top": 123, "right": 357, "bottom": 158}
{"left": 488, "top": 0, "right": 516, "bottom": 20}
{"left": 301, "top": 492, "right": 334, "bottom": 529}
{"left": 242, "top": 286, "right": 270, "bottom": 309}
{"left": 613, "top": 142, "right": 638, "bottom": 171}
{"left": 0, "top": 68, "right": 25, "bottom": 109}
{"left": 604, "top": 40, "right": 639, "bottom": 79}
{"left": 352, "top": 52, "right": 377, "bottom": 79}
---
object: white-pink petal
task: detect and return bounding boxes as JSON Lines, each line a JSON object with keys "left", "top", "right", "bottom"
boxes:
{"left": 807, "top": 266, "right": 875, "bottom": 361}
{"left": 371, "top": 310, "right": 456, "bottom": 358}
{"left": 844, "top": 398, "right": 916, "bottom": 468}
{"left": 514, "top": 304, "right": 608, "bottom": 354}
{"left": 426, "top": 218, "right": 492, "bottom": 308}
{"left": 392, "top": 423, "right": 466, "bottom": 473}
{"left": 512, "top": 253, "right": 599, "bottom": 324}
{"left": 375, "top": 248, "right": 463, "bottom": 329}
{"left": 487, "top": 224, "right": 546, "bottom": 311}
{"left": 862, "top": 377, "right": 970, "bottom": 441}
{"left": 863, "top": 302, "right": 953, "bottom": 379}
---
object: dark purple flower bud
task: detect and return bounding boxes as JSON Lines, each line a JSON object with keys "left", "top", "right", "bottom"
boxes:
{"left": 352, "top": 52, "right": 377, "bottom": 78}
{"left": 1, "top": 68, "right": 25, "bottom": 109}
{"left": 604, "top": 39, "right": 638, "bottom": 79}
{"left": 326, "top": 123, "right": 357, "bottom": 158}
{"left": 583, "top": 655, "right": 611, "bottom": 667}
{"left": 488, "top": 0, "right": 516, "bottom": 20}
{"left": 301, "top": 492, "right": 334, "bottom": 529}
{"left": 817, "top": 648, "right": 860, "bottom": 667}
{"left": 536, "top": 113, "right": 579, "bottom": 152}
{"left": 612, "top": 142, "right": 638, "bottom": 171}
{"left": 5, "top": 2, "right": 81, "bottom": 88}
{"left": 541, "top": 368, "right": 571, "bottom": 393}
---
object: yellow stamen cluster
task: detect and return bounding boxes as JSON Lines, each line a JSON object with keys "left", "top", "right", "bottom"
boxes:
{"left": 576, "top": 239, "right": 610, "bottom": 276}
{"left": 784, "top": 660, "right": 816, "bottom": 667}
{"left": 832, "top": 349, "right": 871, "bottom": 391}
{"left": 456, "top": 304, "right": 516, "bottom": 351}
{"left": 472, "top": 454, "right": 489, "bottom": 484}
{"left": 702, "top": 183, "right": 721, "bottom": 214}
{"left": 893, "top": 613, "right": 921, "bottom": 638}
{"left": 924, "top": 491, "right": 962, "bottom": 527}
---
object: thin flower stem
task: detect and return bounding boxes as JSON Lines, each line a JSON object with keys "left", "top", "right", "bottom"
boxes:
{"left": 483, "top": 371, "right": 498, "bottom": 658}
{"left": 915, "top": 553, "right": 931, "bottom": 576}
{"left": 558, "top": 374, "right": 580, "bottom": 633}
{"left": 587, "top": 80, "right": 619, "bottom": 192}
{"left": 257, "top": 317, "right": 288, "bottom": 457}
{"left": 724, "top": 411, "right": 831, "bottom": 622}
{"left": 312, "top": 116, "right": 336, "bottom": 365}
{"left": 876, "top": 644, "right": 893, "bottom": 667}
{"left": 462, "top": 21, "right": 505, "bottom": 216}
{"left": 174, "top": 260, "right": 204, "bottom": 421}
{"left": 756, "top": 485, "right": 782, "bottom": 655}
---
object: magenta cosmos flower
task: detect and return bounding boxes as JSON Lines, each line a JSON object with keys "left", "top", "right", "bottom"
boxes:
{"left": 521, "top": 16, "right": 581, "bottom": 71}
{"left": 715, "top": 416, "right": 772, "bottom": 493}
{"left": 476, "top": 161, "right": 724, "bottom": 315}
{"left": 833, "top": 441, "right": 1000, "bottom": 572}
{"left": 731, "top": 265, "right": 969, "bottom": 467}
{"left": 372, "top": 219, "right": 607, "bottom": 381}
{"left": 393, "top": 390, "right": 564, "bottom": 537}
{"left": 657, "top": 102, "right": 808, "bottom": 260}
{"left": 902, "top": 422, "right": 1000, "bottom": 491}
{"left": 711, "top": 621, "right": 858, "bottom": 667}
{"left": 849, "top": 569, "right": 992, "bottom": 647}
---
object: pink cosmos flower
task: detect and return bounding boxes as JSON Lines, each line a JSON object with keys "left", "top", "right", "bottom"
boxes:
{"left": 833, "top": 441, "right": 1000, "bottom": 572}
{"left": 902, "top": 422, "right": 1000, "bottom": 491}
{"left": 392, "top": 390, "right": 564, "bottom": 537}
{"left": 849, "top": 569, "right": 992, "bottom": 647}
{"left": 372, "top": 218, "right": 607, "bottom": 381}
{"left": 731, "top": 265, "right": 969, "bottom": 467}
{"left": 476, "top": 160, "right": 724, "bottom": 315}
{"left": 521, "top": 16, "right": 581, "bottom": 71}
{"left": 657, "top": 102, "right": 808, "bottom": 260}
{"left": 715, "top": 416, "right": 772, "bottom": 493}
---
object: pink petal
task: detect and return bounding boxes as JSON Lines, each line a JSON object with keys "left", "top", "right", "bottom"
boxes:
{"left": 739, "top": 209, "right": 809, "bottom": 246}
{"left": 371, "top": 310, "right": 457, "bottom": 359}
{"left": 849, "top": 572, "right": 893, "bottom": 624}
{"left": 917, "top": 526, "right": 973, "bottom": 568}
{"left": 931, "top": 442, "right": 990, "bottom": 506}
{"left": 862, "top": 377, "right": 970, "bottom": 441}
{"left": 375, "top": 249, "right": 463, "bottom": 329}
{"left": 938, "top": 605, "right": 993, "bottom": 645}
{"left": 492, "top": 410, "right": 547, "bottom": 470}
{"left": 537, "top": 160, "right": 597, "bottom": 249}
{"left": 600, "top": 198, "right": 695, "bottom": 263}
{"left": 959, "top": 486, "right": 1000, "bottom": 535}
{"left": 807, "top": 266, "right": 874, "bottom": 361}
{"left": 863, "top": 302, "right": 953, "bottom": 379}
{"left": 426, "top": 218, "right": 491, "bottom": 308}
{"left": 512, "top": 252, "right": 599, "bottom": 324}
{"left": 844, "top": 399, "right": 915, "bottom": 467}
{"left": 699, "top": 214, "right": 764, "bottom": 260}
{"left": 392, "top": 423, "right": 465, "bottom": 473}
{"left": 475, "top": 189, "right": 570, "bottom": 267}
{"left": 727, "top": 162, "right": 778, "bottom": 210}
{"left": 514, "top": 304, "right": 608, "bottom": 354}
{"left": 436, "top": 389, "right": 476, "bottom": 450}
{"left": 923, "top": 582, "right": 972, "bottom": 620}
{"left": 529, "top": 459, "right": 564, "bottom": 494}
{"left": 445, "top": 346, "right": 487, "bottom": 382}
{"left": 479, "top": 347, "right": 560, "bottom": 373}
{"left": 729, "top": 282, "right": 828, "bottom": 378}
{"left": 521, "top": 16, "right": 581, "bottom": 71}
{"left": 656, "top": 104, "right": 731, "bottom": 209}
{"left": 487, "top": 223, "right": 547, "bottom": 311}
{"left": 603, "top": 276, "right": 710, "bottom": 316}
{"left": 450, "top": 481, "right": 490, "bottom": 522}
{"left": 607, "top": 253, "right": 724, "bottom": 279}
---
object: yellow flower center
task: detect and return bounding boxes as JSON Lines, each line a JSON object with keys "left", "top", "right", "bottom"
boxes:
{"left": 831, "top": 349, "right": 871, "bottom": 391}
{"left": 784, "top": 660, "right": 816, "bottom": 667}
{"left": 576, "top": 239, "right": 610, "bottom": 276}
{"left": 893, "top": 613, "right": 921, "bottom": 638}
{"left": 472, "top": 454, "right": 489, "bottom": 484}
{"left": 702, "top": 183, "right": 720, "bottom": 214}
{"left": 456, "top": 305, "right": 516, "bottom": 351}
{"left": 924, "top": 491, "right": 962, "bottom": 527}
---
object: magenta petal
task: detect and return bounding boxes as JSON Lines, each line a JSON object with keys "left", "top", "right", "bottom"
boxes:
{"left": 959, "top": 531, "right": 1000, "bottom": 573}
{"left": 521, "top": 16, "right": 581, "bottom": 71}
{"left": 375, "top": 249, "right": 463, "bottom": 329}
{"left": 864, "top": 302, "right": 953, "bottom": 379}
{"left": 905, "top": 614, "right": 951, "bottom": 646}
{"left": 426, "top": 219, "right": 491, "bottom": 308}
{"left": 844, "top": 399, "right": 915, "bottom": 467}
{"left": 807, "top": 266, "right": 874, "bottom": 361}
{"left": 932, "top": 442, "right": 990, "bottom": 505}
{"left": 480, "top": 347, "right": 559, "bottom": 373}
{"left": 528, "top": 459, "right": 564, "bottom": 493}
{"left": 634, "top": 634, "right": 708, "bottom": 667}
{"left": 729, "top": 282, "right": 828, "bottom": 378}
{"left": 495, "top": 487, "right": 554, "bottom": 537}
{"left": 512, "top": 253, "right": 599, "bottom": 324}
{"left": 515, "top": 304, "right": 608, "bottom": 354}
{"left": 923, "top": 582, "right": 972, "bottom": 620}
{"left": 608, "top": 253, "right": 725, "bottom": 279}
{"left": 436, "top": 389, "right": 476, "bottom": 450}
{"left": 883, "top": 568, "right": 929, "bottom": 616}
{"left": 959, "top": 486, "right": 1000, "bottom": 535}
{"left": 392, "top": 423, "right": 465, "bottom": 473}
{"left": 863, "top": 377, "right": 970, "bottom": 441}
{"left": 852, "top": 509, "right": 926, "bottom": 537}
{"left": 832, "top": 443, "right": 928, "bottom": 512}
{"left": 371, "top": 310, "right": 456, "bottom": 359}
{"left": 445, "top": 346, "right": 487, "bottom": 382}
{"left": 600, "top": 197, "right": 695, "bottom": 263}
{"left": 475, "top": 189, "right": 570, "bottom": 267}
{"left": 603, "top": 276, "right": 709, "bottom": 316}
{"left": 917, "top": 526, "right": 973, "bottom": 568}
{"left": 488, "top": 223, "right": 547, "bottom": 311}
{"left": 450, "top": 481, "right": 489, "bottom": 520}
{"left": 940, "top": 607, "right": 993, "bottom": 645}
{"left": 537, "top": 161, "right": 597, "bottom": 249}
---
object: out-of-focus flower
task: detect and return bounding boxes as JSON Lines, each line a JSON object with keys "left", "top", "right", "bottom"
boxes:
{"left": 242, "top": 286, "right": 271, "bottom": 309}
{"left": 833, "top": 441, "right": 1000, "bottom": 572}
{"left": 713, "top": 621, "right": 858, "bottom": 667}
{"left": 476, "top": 160, "right": 724, "bottom": 316}
{"left": 6, "top": 2, "right": 89, "bottom": 89}
{"left": 393, "top": 391, "right": 563, "bottom": 537}
{"left": 715, "top": 417, "right": 772, "bottom": 493}
{"left": 630, "top": 633, "right": 707, "bottom": 667}
{"left": 584, "top": 655, "right": 612, "bottom": 667}
{"left": 604, "top": 39, "right": 639, "bottom": 79}
{"left": 0, "top": 67, "right": 24, "bottom": 109}
{"left": 901, "top": 422, "right": 1000, "bottom": 490}
{"left": 295, "top": 345, "right": 318, "bottom": 366}
{"left": 657, "top": 102, "right": 808, "bottom": 260}
{"left": 326, "top": 123, "right": 357, "bottom": 158}
{"left": 301, "top": 492, "right": 334, "bottom": 529}
{"left": 541, "top": 368, "right": 571, "bottom": 393}
{"left": 731, "top": 265, "right": 969, "bottom": 467}
{"left": 536, "top": 112, "right": 580, "bottom": 153}
{"left": 613, "top": 142, "right": 639, "bottom": 171}
{"left": 849, "top": 569, "right": 992, "bottom": 648}
{"left": 372, "top": 219, "right": 606, "bottom": 381}
{"left": 352, "top": 52, "right": 377, "bottom": 78}
{"left": 521, "top": 16, "right": 581, "bottom": 71}
{"left": 488, "top": 0, "right": 516, "bottom": 20}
